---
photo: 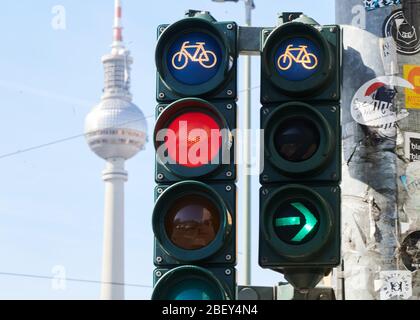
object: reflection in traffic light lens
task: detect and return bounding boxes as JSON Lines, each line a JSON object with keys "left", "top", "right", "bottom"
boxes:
{"left": 274, "top": 118, "right": 320, "bottom": 162}
{"left": 273, "top": 199, "right": 320, "bottom": 245}
{"left": 165, "top": 195, "right": 221, "bottom": 250}
{"left": 167, "top": 278, "right": 221, "bottom": 300}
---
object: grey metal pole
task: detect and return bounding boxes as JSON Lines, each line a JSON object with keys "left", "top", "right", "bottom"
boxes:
{"left": 334, "top": 0, "right": 420, "bottom": 300}
{"left": 242, "top": 0, "right": 253, "bottom": 286}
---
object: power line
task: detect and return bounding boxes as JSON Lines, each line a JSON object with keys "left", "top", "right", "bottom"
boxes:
{"left": 0, "top": 114, "right": 155, "bottom": 160}
{"left": 0, "top": 86, "right": 261, "bottom": 161}
{"left": 0, "top": 271, "right": 152, "bottom": 289}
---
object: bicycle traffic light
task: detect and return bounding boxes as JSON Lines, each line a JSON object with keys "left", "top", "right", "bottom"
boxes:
{"left": 152, "top": 10, "right": 237, "bottom": 300}
{"left": 259, "top": 14, "right": 342, "bottom": 289}
{"left": 155, "top": 10, "right": 237, "bottom": 102}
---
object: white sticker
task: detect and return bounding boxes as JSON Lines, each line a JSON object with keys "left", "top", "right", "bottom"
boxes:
{"left": 379, "top": 271, "right": 412, "bottom": 300}
{"left": 404, "top": 132, "right": 420, "bottom": 162}
{"left": 351, "top": 76, "right": 413, "bottom": 130}
{"left": 379, "top": 37, "right": 398, "bottom": 76}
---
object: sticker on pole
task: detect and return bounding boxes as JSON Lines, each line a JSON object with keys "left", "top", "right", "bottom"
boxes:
{"left": 351, "top": 76, "right": 413, "bottom": 130}
{"left": 404, "top": 132, "right": 420, "bottom": 162}
{"left": 383, "top": 10, "right": 420, "bottom": 56}
{"left": 404, "top": 65, "right": 420, "bottom": 109}
{"left": 379, "top": 271, "right": 412, "bottom": 300}
{"left": 401, "top": 231, "right": 420, "bottom": 272}
{"left": 364, "top": 0, "right": 401, "bottom": 11}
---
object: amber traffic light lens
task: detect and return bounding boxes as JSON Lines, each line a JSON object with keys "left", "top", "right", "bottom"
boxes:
{"left": 165, "top": 195, "right": 221, "bottom": 250}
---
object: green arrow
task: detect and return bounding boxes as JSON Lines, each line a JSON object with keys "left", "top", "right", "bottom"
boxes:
{"left": 274, "top": 202, "right": 318, "bottom": 242}
{"left": 275, "top": 216, "right": 301, "bottom": 227}
{"left": 290, "top": 202, "right": 317, "bottom": 242}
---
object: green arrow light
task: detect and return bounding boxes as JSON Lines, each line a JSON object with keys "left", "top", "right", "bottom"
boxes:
{"left": 290, "top": 202, "right": 317, "bottom": 242}
{"left": 274, "top": 202, "right": 318, "bottom": 243}
{"left": 275, "top": 216, "right": 301, "bottom": 227}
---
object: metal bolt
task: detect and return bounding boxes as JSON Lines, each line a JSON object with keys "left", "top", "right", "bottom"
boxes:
{"left": 155, "top": 271, "right": 162, "bottom": 277}
{"left": 158, "top": 92, "right": 165, "bottom": 99}
{"left": 225, "top": 254, "right": 232, "bottom": 261}
{"left": 227, "top": 90, "right": 233, "bottom": 96}
{"left": 227, "top": 23, "right": 233, "bottom": 30}
{"left": 226, "top": 104, "right": 233, "bottom": 110}
{"left": 225, "top": 185, "right": 232, "bottom": 192}
{"left": 319, "top": 293, "right": 329, "bottom": 300}
{"left": 331, "top": 173, "right": 338, "bottom": 180}
{"left": 263, "top": 108, "right": 270, "bottom": 115}
{"left": 158, "top": 106, "right": 164, "bottom": 113}
{"left": 262, "top": 175, "right": 269, "bottom": 182}
{"left": 331, "top": 106, "right": 337, "bottom": 113}
{"left": 330, "top": 27, "right": 336, "bottom": 33}
{"left": 332, "top": 93, "right": 337, "bottom": 99}
{"left": 156, "top": 256, "right": 163, "bottom": 263}
{"left": 331, "top": 187, "right": 338, "bottom": 193}
{"left": 226, "top": 171, "right": 232, "bottom": 177}
{"left": 157, "top": 173, "right": 164, "bottom": 180}
{"left": 157, "top": 188, "right": 163, "bottom": 194}
{"left": 225, "top": 269, "right": 232, "bottom": 276}
{"left": 262, "top": 188, "right": 269, "bottom": 196}
{"left": 159, "top": 26, "right": 166, "bottom": 33}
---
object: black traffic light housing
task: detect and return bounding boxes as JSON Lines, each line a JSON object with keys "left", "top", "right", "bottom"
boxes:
{"left": 259, "top": 14, "right": 342, "bottom": 290}
{"left": 261, "top": 21, "right": 341, "bottom": 103}
{"left": 156, "top": 11, "right": 238, "bottom": 102}
{"left": 153, "top": 181, "right": 237, "bottom": 267}
{"left": 259, "top": 184, "right": 340, "bottom": 268}
{"left": 260, "top": 102, "right": 341, "bottom": 184}
{"left": 154, "top": 98, "right": 237, "bottom": 183}
{"left": 153, "top": 10, "right": 238, "bottom": 300}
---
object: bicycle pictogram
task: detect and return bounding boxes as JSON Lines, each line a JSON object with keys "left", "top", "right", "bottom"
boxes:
{"left": 277, "top": 44, "right": 318, "bottom": 71}
{"left": 171, "top": 41, "right": 218, "bottom": 70}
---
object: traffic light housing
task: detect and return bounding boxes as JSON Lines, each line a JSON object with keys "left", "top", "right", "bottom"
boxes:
{"left": 154, "top": 98, "right": 236, "bottom": 183}
{"left": 153, "top": 181, "right": 236, "bottom": 266}
{"left": 152, "top": 10, "right": 237, "bottom": 300}
{"left": 153, "top": 266, "right": 236, "bottom": 300}
{"left": 259, "top": 14, "right": 342, "bottom": 289}
{"left": 155, "top": 10, "right": 237, "bottom": 102}
{"left": 260, "top": 20, "right": 340, "bottom": 103}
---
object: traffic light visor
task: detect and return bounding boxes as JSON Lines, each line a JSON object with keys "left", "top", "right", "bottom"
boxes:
{"left": 262, "top": 22, "right": 334, "bottom": 97}
{"left": 264, "top": 102, "right": 334, "bottom": 176}
{"left": 153, "top": 181, "right": 232, "bottom": 262}
{"left": 261, "top": 185, "right": 333, "bottom": 260}
{"left": 154, "top": 98, "right": 231, "bottom": 178}
{"left": 152, "top": 266, "right": 230, "bottom": 300}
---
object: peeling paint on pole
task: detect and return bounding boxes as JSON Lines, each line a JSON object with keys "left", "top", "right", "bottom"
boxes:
{"left": 336, "top": 0, "right": 420, "bottom": 300}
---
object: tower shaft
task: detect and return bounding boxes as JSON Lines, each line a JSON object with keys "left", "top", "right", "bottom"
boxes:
{"left": 101, "top": 158, "right": 127, "bottom": 300}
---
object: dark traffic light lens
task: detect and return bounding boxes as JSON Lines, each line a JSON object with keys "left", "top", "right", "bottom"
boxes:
{"left": 165, "top": 195, "right": 221, "bottom": 250}
{"left": 273, "top": 199, "right": 320, "bottom": 245}
{"left": 274, "top": 118, "right": 320, "bottom": 162}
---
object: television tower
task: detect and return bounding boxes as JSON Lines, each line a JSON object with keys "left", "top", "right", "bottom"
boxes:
{"left": 84, "top": 0, "right": 148, "bottom": 300}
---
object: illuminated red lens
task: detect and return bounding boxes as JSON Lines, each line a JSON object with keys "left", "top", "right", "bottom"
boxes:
{"left": 166, "top": 112, "right": 222, "bottom": 168}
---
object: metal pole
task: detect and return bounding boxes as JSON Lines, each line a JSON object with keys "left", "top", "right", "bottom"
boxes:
{"left": 335, "top": 1, "right": 403, "bottom": 300}
{"left": 242, "top": 0, "right": 252, "bottom": 286}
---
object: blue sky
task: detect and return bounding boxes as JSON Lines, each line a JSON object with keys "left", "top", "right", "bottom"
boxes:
{"left": 0, "top": 0, "right": 334, "bottom": 299}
